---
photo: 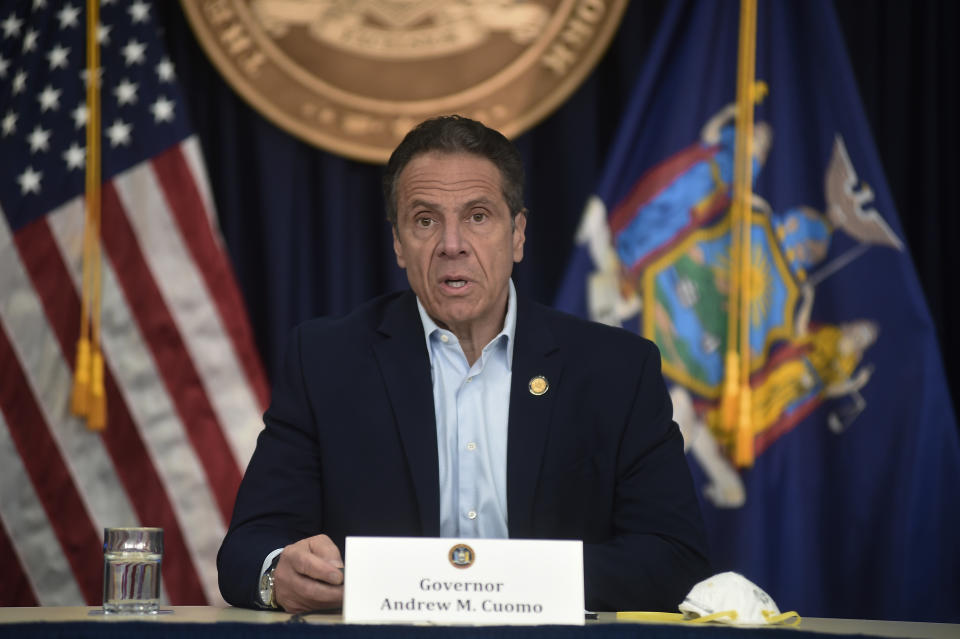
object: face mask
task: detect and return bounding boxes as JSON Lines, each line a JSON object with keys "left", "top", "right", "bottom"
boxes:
{"left": 678, "top": 571, "right": 800, "bottom": 626}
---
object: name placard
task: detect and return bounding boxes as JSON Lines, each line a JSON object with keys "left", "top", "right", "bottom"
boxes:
{"left": 343, "top": 537, "right": 584, "bottom": 626}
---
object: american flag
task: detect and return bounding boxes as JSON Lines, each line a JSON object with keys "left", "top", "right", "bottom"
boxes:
{"left": 0, "top": 0, "right": 268, "bottom": 605}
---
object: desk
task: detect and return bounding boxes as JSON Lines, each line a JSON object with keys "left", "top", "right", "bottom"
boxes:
{"left": 0, "top": 607, "right": 956, "bottom": 639}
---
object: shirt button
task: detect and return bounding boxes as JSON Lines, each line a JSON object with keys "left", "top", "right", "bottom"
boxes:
{"left": 466, "top": 442, "right": 477, "bottom": 451}
{"left": 440, "top": 334, "right": 449, "bottom": 343}
{"left": 465, "top": 376, "right": 473, "bottom": 383}
{"left": 467, "top": 510, "right": 477, "bottom": 520}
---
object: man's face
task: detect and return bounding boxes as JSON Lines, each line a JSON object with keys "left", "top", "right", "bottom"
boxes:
{"left": 392, "top": 152, "right": 526, "bottom": 340}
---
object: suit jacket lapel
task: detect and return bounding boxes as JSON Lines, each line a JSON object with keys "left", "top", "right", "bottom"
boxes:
{"left": 507, "top": 298, "right": 563, "bottom": 538}
{"left": 372, "top": 292, "right": 441, "bottom": 536}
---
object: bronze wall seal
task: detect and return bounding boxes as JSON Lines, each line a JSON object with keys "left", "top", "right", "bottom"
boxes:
{"left": 182, "top": 0, "right": 627, "bottom": 163}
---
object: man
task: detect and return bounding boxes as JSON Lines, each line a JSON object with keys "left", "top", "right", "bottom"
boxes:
{"left": 217, "top": 116, "right": 711, "bottom": 613}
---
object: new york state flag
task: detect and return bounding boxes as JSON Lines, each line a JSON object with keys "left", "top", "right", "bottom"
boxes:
{"left": 556, "top": 0, "right": 960, "bottom": 622}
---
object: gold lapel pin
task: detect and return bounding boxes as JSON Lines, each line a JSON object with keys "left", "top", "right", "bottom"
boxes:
{"left": 528, "top": 375, "right": 549, "bottom": 396}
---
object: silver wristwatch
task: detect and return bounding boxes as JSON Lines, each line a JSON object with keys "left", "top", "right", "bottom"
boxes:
{"left": 259, "top": 557, "right": 280, "bottom": 609}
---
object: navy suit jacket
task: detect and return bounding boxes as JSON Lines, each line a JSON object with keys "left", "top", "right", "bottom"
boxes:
{"left": 218, "top": 291, "right": 710, "bottom": 611}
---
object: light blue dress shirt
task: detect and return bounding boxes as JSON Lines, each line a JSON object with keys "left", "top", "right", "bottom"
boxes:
{"left": 416, "top": 280, "right": 516, "bottom": 539}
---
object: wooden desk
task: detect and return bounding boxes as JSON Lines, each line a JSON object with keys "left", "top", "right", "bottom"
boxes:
{"left": 0, "top": 607, "right": 956, "bottom": 639}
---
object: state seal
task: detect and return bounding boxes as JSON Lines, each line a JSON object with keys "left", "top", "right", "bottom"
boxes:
{"left": 181, "top": 0, "right": 628, "bottom": 162}
{"left": 448, "top": 543, "right": 475, "bottom": 569}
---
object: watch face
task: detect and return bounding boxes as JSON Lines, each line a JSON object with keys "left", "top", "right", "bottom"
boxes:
{"left": 259, "top": 571, "right": 274, "bottom": 607}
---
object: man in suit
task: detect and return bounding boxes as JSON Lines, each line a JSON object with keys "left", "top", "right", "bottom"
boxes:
{"left": 217, "top": 116, "right": 711, "bottom": 613}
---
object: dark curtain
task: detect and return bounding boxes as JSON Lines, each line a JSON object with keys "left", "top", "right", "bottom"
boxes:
{"left": 157, "top": 1, "right": 957, "bottom": 417}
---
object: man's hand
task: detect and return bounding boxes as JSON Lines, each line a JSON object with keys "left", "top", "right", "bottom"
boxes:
{"left": 273, "top": 534, "right": 344, "bottom": 613}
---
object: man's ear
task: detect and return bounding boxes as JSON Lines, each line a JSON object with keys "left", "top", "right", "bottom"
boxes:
{"left": 392, "top": 226, "right": 406, "bottom": 269}
{"left": 512, "top": 210, "right": 527, "bottom": 263}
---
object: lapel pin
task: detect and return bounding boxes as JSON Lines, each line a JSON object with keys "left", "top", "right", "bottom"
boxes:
{"left": 528, "top": 375, "right": 549, "bottom": 396}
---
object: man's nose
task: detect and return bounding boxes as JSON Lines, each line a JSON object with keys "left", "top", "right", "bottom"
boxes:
{"left": 438, "top": 221, "right": 467, "bottom": 256}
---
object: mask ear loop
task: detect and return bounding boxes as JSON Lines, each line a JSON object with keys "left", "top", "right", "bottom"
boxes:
{"left": 688, "top": 610, "right": 738, "bottom": 623}
{"left": 615, "top": 611, "right": 738, "bottom": 624}
{"left": 762, "top": 609, "right": 802, "bottom": 626}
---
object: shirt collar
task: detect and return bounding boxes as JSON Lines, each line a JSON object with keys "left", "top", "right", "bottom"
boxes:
{"left": 416, "top": 279, "right": 517, "bottom": 371}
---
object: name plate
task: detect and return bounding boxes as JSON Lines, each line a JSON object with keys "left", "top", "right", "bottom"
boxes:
{"left": 343, "top": 537, "right": 584, "bottom": 626}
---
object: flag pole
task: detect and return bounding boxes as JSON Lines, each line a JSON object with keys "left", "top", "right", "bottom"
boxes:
{"left": 71, "top": 0, "right": 106, "bottom": 430}
{"left": 722, "top": 0, "right": 759, "bottom": 467}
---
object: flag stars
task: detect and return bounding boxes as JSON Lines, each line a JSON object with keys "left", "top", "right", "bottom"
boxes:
{"left": 32, "top": 0, "right": 47, "bottom": 10}
{"left": 106, "top": 118, "right": 132, "bottom": 147}
{"left": 17, "top": 166, "right": 42, "bottom": 195}
{"left": 22, "top": 28, "right": 38, "bottom": 53}
{"left": 71, "top": 103, "right": 88, "bottom": 129}
{"left": 57, "top": 5, "right": 80, "bottom": 29}
{"left": 121, "top": 39, "right": 147, "bottom": 66}
{"left": 12, "top": 69, "right": 27, "bottom": 94}
{"left": 38, "top": 85, "right": 62, "bottom": 111}
{"left": 1, "top": 110, "right": 16, "bottom": 137}
{"left": 63, "top": 142, "right": 85, "bottom": 170}
{"left": 27, "top": 125, "right": 51, "bottom": 153}
{"left": 151, "top": 96, "right": 175, "bottom": 123}
{"left": 0, "top": 54, "right": 9, "bottom": 77}
{"left": 47, "top": 44, "right": 70, "bottom": 70}
{"left": 156, "top": 57, "right": 175, "bottom": 82}
{"left": 2, "top": 13, "right": 24, "bottom": 39}
{"left": 114, "top": 78, "right": 138, "bottom": 105}
{"left": 128, "top": 1, "right": 151, "bottom": 24}
{"left": 97, "top": 23, "right": 111, "bottom": 46}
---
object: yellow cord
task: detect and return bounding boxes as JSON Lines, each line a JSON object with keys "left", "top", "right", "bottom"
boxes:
{"left": 721, "top": 0, "right": 759, "bottom": 467}
{"left": 72, "top": 0, "right": 106, "bottom": 430}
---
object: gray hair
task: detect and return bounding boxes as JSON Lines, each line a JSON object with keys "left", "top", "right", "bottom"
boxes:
{"left": 382, "top": 115, "right": 526, "bottom": 227}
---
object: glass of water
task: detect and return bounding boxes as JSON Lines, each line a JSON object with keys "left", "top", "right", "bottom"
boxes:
{"left": 102, "top": 527, "right": 163, "bottom": 614}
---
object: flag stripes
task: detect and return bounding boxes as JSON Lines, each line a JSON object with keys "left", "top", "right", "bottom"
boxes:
{"left": 0, "top": 322, "right": 103, "bottom": 605}
{"left": 59, "top": 150, "right": 245, "bottom": 603}
{"left": 9, "top": 218, "right": 144, "bottom": 553}
{"left": 5, "top": 203, "right": 201, "bottom": 605}
{"left": 0, "top": 509, "right": 39, "bottom": 606}
{"left": 23, "top": 203, "right": 205, "bottom": 605}
{"left": 181, "top": 139, "right": 219, "bottom": 232}
{"left": 101, "top": 180, "right": 242, "bottom": 526}
{"left": 0, "top": 408, "right": 80, "bottom": 606}
{"left": 153, "top": 143, "right": 270, "bottom": 412}
{"left": 119, "top": 153, "right": 263, "bottom": 472}
{"left": 0, "top": 139, "right": 265, "bottom": 605}
{"left": 0, "top": 0, "right": 268, "bottom": 606}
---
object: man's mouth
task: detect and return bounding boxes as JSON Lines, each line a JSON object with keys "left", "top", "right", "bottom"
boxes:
{"left": 445, "top": 279, "right": 467, "bottom": 288}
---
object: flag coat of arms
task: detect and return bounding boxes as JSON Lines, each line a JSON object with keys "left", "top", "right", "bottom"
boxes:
{"left": 0, "top": 0, "right": 267, "bottom": 605}
{"left": 557, "top": 0, "right": 960, "bottom": 622}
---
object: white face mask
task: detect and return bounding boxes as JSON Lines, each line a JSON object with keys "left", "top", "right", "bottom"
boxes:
{"left": 678, "top": 572, "right": 800, "bottom": 626}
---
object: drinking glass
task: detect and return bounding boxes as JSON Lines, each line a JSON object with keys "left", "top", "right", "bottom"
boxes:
{"left": 102, "top": 527, "right": 163, "bottom": 614}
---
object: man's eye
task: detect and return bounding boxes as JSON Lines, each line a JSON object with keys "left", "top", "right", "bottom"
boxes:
{"left": 471, "top": 212, "right": 487, "bottom": 223}
{"left": 416, "top": 217, "right": 433, "bottom": 227}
